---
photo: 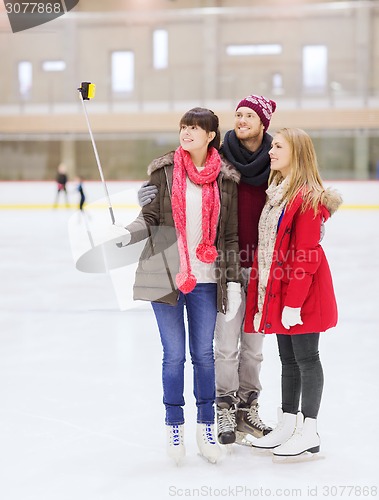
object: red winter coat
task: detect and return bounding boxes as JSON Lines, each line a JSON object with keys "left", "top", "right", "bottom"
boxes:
{"left": 244, "top": 188, "right": 342, "bottom": 335}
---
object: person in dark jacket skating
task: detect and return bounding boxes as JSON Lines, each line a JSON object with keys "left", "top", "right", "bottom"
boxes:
{"left": 76, "top": 176, "right": 86, "bottom": 211}
{"left": 54, "top": 163, "right": 69, "bottom": 208}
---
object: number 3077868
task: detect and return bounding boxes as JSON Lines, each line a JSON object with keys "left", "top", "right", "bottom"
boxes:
{"left": 5, "top": 3, "right": 63, "bottom": 14}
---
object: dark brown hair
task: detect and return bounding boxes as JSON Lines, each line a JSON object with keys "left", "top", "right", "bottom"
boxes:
{"left": 179, "top": 107, "right": 221, "bottom": 150}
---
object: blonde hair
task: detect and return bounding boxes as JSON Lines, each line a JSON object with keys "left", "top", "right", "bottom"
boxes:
{"left": 269, "top": 127, "right": 325, "bottom": 213}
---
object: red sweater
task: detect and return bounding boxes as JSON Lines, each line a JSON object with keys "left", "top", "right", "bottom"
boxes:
{"left": 237, "top": 181, "right": 267, "bottom": 268}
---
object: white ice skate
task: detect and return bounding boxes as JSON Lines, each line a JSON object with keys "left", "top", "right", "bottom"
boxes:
{"left": 196, "top": 423, "right": 222, "bottom": 464}
{"left": 166, "top": 424, "right": 185, "bottom": 465}
{"left": 247, "top": 408, "right": 296, "bottom": 451}
{"left": 272, "top": 412, "right": 323, "bottom": 463}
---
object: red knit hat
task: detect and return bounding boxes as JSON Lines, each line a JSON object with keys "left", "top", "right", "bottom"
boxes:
{"left": 235, "top": 95, "right": 277, "bottom": 130}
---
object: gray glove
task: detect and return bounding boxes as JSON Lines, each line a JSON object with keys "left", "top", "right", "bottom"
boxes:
{"left": 138, "top": 181, "right": 158, "bottom": 207}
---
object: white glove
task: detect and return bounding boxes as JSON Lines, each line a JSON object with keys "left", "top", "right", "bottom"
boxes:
{"left": 138, "top": 181, "right": 158, "bottom": 207}
{"left": 224, "top": 282, "right": 242, "bottom": 322}
{"left": 106, "top": 223, "right": 131, "bottom": 247}
{"left": 281, "top": 306, "right": 303, "bottom": 330}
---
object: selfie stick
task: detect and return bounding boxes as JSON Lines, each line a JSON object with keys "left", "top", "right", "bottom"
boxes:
{"left": 77, "top": 82, "right": 115, "bottom": 225}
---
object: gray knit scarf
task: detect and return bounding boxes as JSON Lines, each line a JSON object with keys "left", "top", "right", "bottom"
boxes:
{"left": 254, "top": 175, "right": 291, "bottom": 331}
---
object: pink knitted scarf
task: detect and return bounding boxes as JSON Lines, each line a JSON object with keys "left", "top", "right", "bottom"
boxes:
{"left": 172, "top": 146, "right": 221, "bottom": 294}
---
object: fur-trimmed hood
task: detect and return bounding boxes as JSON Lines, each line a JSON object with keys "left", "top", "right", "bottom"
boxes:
{"left": 147, "top": 150, "right": 241, "bottom": 183}
{"left": 321, "top": 187, "right": 343, "bottom": 218}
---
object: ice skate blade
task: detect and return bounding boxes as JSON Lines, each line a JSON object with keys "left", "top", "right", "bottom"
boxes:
{"left": 218, "top": 443, "right": 234, "bottom": 455}
{"left": 235, "top": 431, "right": 254, "bottom": 447}
{"left": 273, "top": 451, "right": 324, "bottom": 464}
{"left": 197, "top": 452, "right": 220, "bottom": 465}
{"left": 225, "top": 444, "right": 234, "bottom": 455}
{"left": 167, "top": 454, "right": 185, "bottom": 466}
{"left": 250, "top": 446, "right": 274, "bottom": 456}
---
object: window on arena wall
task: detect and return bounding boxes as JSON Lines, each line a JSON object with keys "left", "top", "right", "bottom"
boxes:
{"left": 42, "top": 61, "right": 66, "bottom": 72}
{"left": 18, "top": 61, "right": 32, "bottom": 99}
{"left": 302, "top": 45, "right": 328, "bottom": 93}
{"left": 226, "top": 44, "right": 282, "bottom": 56}
{"left": 111, "top": 51, "right": 134, "bottom": 93}
{"left": 272, "top": 72, "right": 284, "bottom": 95}
{"left": 153, "top": 29, "right": 168, "bottom": 69}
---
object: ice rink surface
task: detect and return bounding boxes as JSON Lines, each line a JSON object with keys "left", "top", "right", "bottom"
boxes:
{"left": 0, "top": 180, "right": 378, "bottom": 500}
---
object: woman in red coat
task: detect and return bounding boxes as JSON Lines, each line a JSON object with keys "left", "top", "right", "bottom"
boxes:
{"left": 244, "top": 127, "right": 342, "bottom": 459}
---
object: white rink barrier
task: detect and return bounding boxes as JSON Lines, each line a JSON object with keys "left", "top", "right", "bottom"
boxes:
{"left": 1, "top": 180, "right": 378, "bottom": 310}
{"left": 0, "top": 180, "right": 378, "bottom": 209}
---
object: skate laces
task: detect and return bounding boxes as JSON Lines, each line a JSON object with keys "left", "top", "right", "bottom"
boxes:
{"left": 217, "top": 407, "right": 236, "bottom": 433}
{"left": 289, "top": 422, "right": 303, "bottom": 441}
{"left": 202, "top": 424, "right": 216, "bottom": 445}
{"left": 169, "top": 425, "right": 182, "bottom": 447}
{"left": 243, "top": 402, "right": 270, "bottom": 431}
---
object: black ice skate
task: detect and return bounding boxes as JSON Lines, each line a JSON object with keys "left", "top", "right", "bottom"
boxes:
{"left": 216, "top": 396, "right": 237, "bottom": 445}
{"left": 236, "top": 392, "right": 272, "bottom": 445}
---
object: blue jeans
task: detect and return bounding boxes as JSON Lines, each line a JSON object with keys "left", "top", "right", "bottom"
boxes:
{"left": 151, "top": 283, "right": 217, "bottom": 426}
{"left": 276, "top": 333, "right": 324, "bottom": 419}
